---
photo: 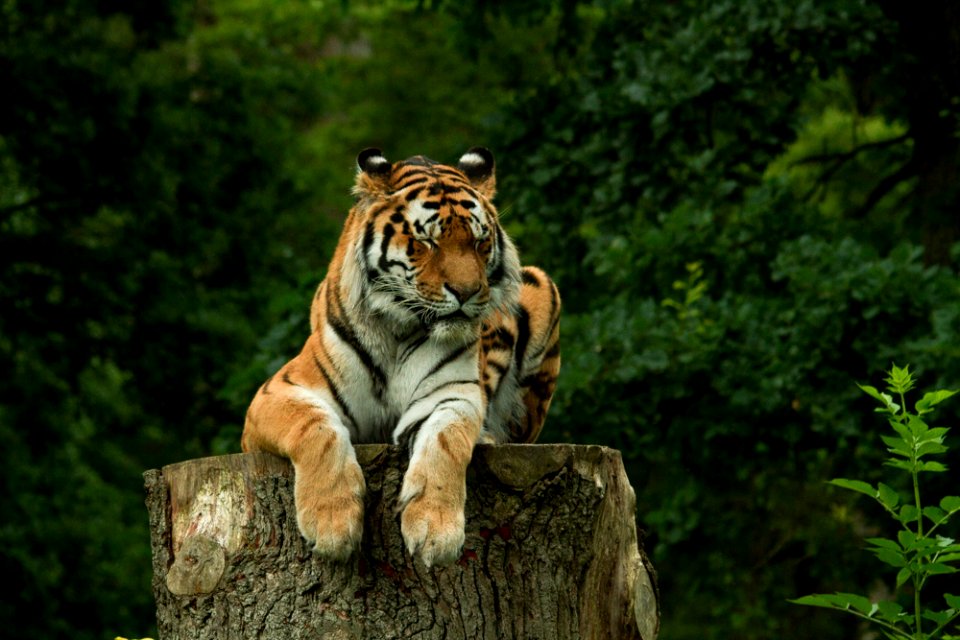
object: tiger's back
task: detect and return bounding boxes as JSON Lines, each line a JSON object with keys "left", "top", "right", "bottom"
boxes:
{"left": 242, "top": 147, "right": 560, "bottom": 567}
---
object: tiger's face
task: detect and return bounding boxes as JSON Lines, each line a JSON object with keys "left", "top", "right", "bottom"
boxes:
{"left": 349, "top": 148, "right": 521, "bottom": 342}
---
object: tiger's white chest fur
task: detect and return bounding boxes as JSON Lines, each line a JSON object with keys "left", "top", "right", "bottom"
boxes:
{"left": 321, "top": 317, "right": 484, "bottom": 444}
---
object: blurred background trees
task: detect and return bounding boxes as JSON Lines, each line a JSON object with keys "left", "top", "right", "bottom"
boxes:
{"left": 1, "top": 1, "right": 957, "bottom": 638}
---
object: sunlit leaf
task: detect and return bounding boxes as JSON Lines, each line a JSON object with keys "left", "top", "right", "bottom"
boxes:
{"left": 915, "top": 389, "right": 958, "bottom": 414}
{"left": 884, "top": 364, "right": 915, "bottom": 395}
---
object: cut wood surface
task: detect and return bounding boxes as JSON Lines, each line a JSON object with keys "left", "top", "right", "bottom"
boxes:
{"left": 144, "top": 444, "right": 659, "bottom": 639}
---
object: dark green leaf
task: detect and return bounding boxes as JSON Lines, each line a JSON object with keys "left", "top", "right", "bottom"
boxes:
{"left": 922, "top": 609, "right": 953, "bottom": 625}
{"left": 898, "top": 529, "right": 917, "bottom": 548}
{"left": 899, "top": 505, "right": 920, "bottom": 526}
{"left": 908, "top": 413, "right": 929, "bottom": 438}
{"left": 790, "top": 594, "right": 835, "bottom": 608}
{"left": 886, "top": 459, "right": 916, "bottom": 472}
{"left": 881, "top": 434, "right": 911, "bottom": 457}
{"left": 924, "top": 563, "right": 958, "bottom": 576}
{"left": 896, "top": 567, "right": 913, "bottom": 588}
{"left": 873, "top": 549, "right": 907, "bottom": 568}
{"left": 867, "top": 537, "right": 902, "bottom": 551}
{"left": 837, "top": 593, "right": 876, "bottom": 615}
{"left": 875, "top": 600, "right": 904, "bottom": 623}
{"left": 924, "top": 506, "right": 947, "bottom": 525}
{"left": 877, "top": 483, "right": 900, "bottom": 510}
{"left": 917, "top": 441, "right": 949, "bottom": 457}
{"left": 829, "top": 478, "right": 876, "bottom": 498}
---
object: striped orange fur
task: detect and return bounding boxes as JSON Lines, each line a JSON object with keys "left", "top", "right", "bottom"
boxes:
{"left": 242, "top": 148, "right": 561, "bottom": 566}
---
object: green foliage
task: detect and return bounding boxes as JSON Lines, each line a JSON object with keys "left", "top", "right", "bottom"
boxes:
{"left": 793, "top": 366, "right": 960, "bottom": 639}
{"left": 492, "top": 2, "right": 960, "bottom": 638}
{"left": 1, "top": 1, "right": 552, "bottom": 637}
{"left": 3, "top": 1, "right": 960, "bottom": 639}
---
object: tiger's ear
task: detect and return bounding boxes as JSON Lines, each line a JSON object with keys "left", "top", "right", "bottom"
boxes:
{"left": 457, "top": 147, "right": 496, "bottom": 198}
{"left": 353, "top": 148, "right": 392, "bottom": 198}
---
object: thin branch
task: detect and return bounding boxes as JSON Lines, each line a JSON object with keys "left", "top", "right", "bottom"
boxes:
{"left": 852, "top": 159, "right": 918, "bottom": 219}
{"left": 791, "top": 133, "right": 910, "bottom": 168}
{"left": 797, "top": 133, "right": 911, "bottom": 204}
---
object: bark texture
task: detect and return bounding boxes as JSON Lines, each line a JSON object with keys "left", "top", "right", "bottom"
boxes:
{"left": 144, "top": 444, "right": 659, "bottom": 640}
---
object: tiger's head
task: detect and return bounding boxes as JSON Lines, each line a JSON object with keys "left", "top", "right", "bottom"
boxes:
{"left": 345, "top": 147, "right": 521, "bottom": 342}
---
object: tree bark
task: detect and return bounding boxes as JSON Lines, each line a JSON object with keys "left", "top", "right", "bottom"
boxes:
{"left": 144, "top": 444, "right": 659, "bottom": 640}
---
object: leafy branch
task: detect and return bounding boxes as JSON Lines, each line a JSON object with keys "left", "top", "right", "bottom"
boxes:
{"left": 792, "top": 365, "right": 960, "bottom": 640}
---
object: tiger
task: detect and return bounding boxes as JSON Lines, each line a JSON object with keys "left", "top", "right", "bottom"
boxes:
{"left": 241, "top": 147, "right": 561, "bottom": 567}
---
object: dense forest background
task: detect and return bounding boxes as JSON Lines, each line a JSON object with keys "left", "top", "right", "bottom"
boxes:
{"left": 2, "top": 1, "right": 959, "bottom": 638}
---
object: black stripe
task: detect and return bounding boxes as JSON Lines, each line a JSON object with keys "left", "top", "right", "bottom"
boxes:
{"left": 282, "top": 372, "right": 300, "bottom": 387}
{"left": 377, "top": 222, "right": 409, "bottom": 273}
{"left": 488, "top": 226, "right": 506, "bottom": 285}
{"left": 524, "top": 320, "right": 558, "bottom": 366}
{"left": 362, "top": 220, "right": 376, "bottom": 259}
{"left": 399, "top": 332, "right": 432, "bottom": 363}
{"left": 394, "top": 175, "right": 430, "bottom": 192}
{"left": 312, "top": 352, "right": 359, "bottom": 431}
{"left": 521, "top": 269, "right": 541, "bottom": 287}
{"left": 514, "top": 306, "right": 531, "bottom": 372}
{"left": 548, "top": 280, "right": 560, "bottom": 326}
{"left": 486, "top": 360, "right": 508, "bottom": 375}
{"left": 396, "top": 415, "right": 429, "bottom": 455}
{"left": 543, "top": 338, "right": 561, "bottom": 360}
{"left": 405, "top": 186, "right": 426, "bottom": 201}
{"left": 433, "top": 167, "right": 470, "bottom": 180}
{"left": 494, "top": 326, "right": 515, "bottom": 349}
{"left": 423, "top": 340, "right": 478, "bottom": 382}
{"left": 410, "top": 379, "right": 479, "bottom": 406}
{"left": 260, "top": 374, "right": 275, "bottom": 395}
{"left": 327, "top": 292, "right": 387, "bottom": 395}
{"left": 431, "top": 397, "right": 465, "bottom": 413}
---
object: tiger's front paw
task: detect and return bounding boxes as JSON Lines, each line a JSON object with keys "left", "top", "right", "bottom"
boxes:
{"left": 294, "top": 460, "right": 366, "bottom": 560}
{"left": 398, "top": 472, "right": 465, "bottom": 568}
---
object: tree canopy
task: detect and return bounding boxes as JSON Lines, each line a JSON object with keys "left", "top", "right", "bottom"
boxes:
{"left": 1, "top": 1, "right": 958, "bottom": 638}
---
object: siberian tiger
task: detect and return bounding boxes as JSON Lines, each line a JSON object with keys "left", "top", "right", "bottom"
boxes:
{"left": 242, "top": 147, "right": 560, "bottom": 567}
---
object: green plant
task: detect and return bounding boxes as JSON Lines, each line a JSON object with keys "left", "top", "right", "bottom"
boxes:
{"left": 792, "top": 365, "right": 960, "bottom": 639}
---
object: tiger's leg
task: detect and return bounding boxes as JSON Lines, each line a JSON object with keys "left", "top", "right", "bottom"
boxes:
{"left": 394, "top": 379, "right": 482, "bottom": 567}
{"left": 242, "top": 355, "right": 365, "bottom": 560}
{"left": 509, "top": 266, "right": 561, "bottom": 443}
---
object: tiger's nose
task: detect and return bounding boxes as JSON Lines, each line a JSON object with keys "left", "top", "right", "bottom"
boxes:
{"left": 445, "top": 282, "right": 481, "bottom": 304}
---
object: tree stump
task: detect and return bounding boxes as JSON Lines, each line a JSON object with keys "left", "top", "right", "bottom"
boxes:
{"left": 144, "top": 444, "right": 659, "bottom": 639}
